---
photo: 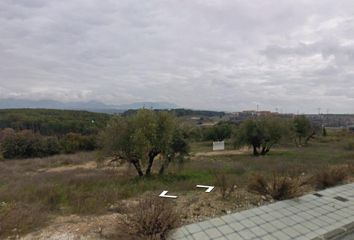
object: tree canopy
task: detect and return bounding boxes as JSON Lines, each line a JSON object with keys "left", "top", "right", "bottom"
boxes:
{"left": 100, "top": 109, "right": 189, "bottom": 176}
{"left": 292, "top": 115, "right": 315, "bottom": 146}
{"left": 233, "top": 117, "right": 289, "bottom": 156}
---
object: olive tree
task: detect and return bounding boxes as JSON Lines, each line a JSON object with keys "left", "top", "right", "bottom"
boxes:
{"left": 292, "top": 115, "right": 315, "bottom": 146}
{"left": 233, "top": 117, "right": 288, "bottom": 156}
{"left": 100, "top": 109, "right": 188, "bottom": 176}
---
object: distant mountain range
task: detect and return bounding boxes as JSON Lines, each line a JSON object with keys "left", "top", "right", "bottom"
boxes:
{"left": 0, "top": 98, "right": 178, "bottom": 113}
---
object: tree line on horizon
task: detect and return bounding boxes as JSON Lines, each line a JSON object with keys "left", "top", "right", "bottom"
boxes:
{"left": 0, "top": 109, "right": 319, "bottom": 171}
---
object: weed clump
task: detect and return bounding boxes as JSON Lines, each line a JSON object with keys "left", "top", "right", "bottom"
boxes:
{"left": 313, "top": 166, "right": 348, "bottom": 190}
{"left": 248, "top": 173, "right": 302, "bottom": 200}
{"left": 214, "top": 172, "right": 236, "bottom": 199}
{"left": 124, "top": 196, "right": 180, "bottom": 240}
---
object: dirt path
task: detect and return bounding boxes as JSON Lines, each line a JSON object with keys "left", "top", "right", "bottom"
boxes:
{"left": 38, "top": 161, "right": 97, "bottom": 173}
{"left": 193, "top": 149, "right": 248, "bottom": 157}
{"left": 21, "top": 214, "right": 122, "bottom": 240}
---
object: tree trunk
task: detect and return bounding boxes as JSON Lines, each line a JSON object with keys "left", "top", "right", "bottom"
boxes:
{"left": 252, "top": 145, "right": 259, "bottom": 156}
{"left": 305, "top": 131, "right": 316, "bottom": 145}
{"left": 159, "top": 155, "right": 172, "bottom": 175}
{"left": 261, "top": 143, "right": 273, "bottom": 155}
{"left": 131, "top": 159, "right": 144, "bottom": 177}
{"left": 145, "top": 149, "right": 160, "bottom": 176}
{"left": 260, "top": 146, "right": 267, "bottom": 155}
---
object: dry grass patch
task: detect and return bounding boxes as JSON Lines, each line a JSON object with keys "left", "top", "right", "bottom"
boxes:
{"left": 123, "top": 196, "right": 180, "bottom": 240}
{"left": 0, "top": 202, "right": 49, "bottom": 238}
{"left": 213, "top": 172, "right": 237, "bottom": 199}
{"left": 313, "top": 166, "right": 349, "bottom": 190}
{"left": 247, "top": 173, "right": 303, "bottom": 200}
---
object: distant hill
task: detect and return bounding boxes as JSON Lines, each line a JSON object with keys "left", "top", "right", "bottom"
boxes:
{"left": 0, "top": 98, "right": 178, "bottom": 113}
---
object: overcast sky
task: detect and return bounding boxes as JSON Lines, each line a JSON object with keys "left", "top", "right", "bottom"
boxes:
{"left": 0, "top": 0, "right": 354, "bottom": 113}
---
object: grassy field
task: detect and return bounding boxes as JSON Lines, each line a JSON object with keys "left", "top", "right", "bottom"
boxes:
{"left": 0, "top": 131, "right": 354, "bottom": 238}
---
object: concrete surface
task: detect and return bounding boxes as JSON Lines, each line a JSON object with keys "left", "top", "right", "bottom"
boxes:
{"left": 170, "top": 183, "right": 354, "bottom": 240}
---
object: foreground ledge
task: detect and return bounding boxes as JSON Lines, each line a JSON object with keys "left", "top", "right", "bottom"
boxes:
{"left": 170, "top": 183, "right": 354, "bottom": 240}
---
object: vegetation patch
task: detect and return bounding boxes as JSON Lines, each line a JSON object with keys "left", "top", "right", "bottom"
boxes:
{"left": 313, "top": 166, "right": 349, "bottom": 190}
{"left": 123, "top": 196, "right": 180, "bottom": 240}
{"left": 247, "top": 173, "right": 303, "bottom": 200}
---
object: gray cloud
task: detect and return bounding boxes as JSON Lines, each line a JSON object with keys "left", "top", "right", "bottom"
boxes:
{"left": 0, "top": 0, "right": 354, "bottom": 113}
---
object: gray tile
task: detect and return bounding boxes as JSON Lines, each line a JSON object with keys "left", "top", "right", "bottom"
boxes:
{"left": 205, "top": 228, "right": 223, "bottom": 238}
{"left": 259, "top": 222, "right": 278, "bottom": 233}
{"left": 225, "top": 232, "right": 241, "bottom": 240}
{"left": 240, "top": 219, "right": 257, "bottom": 228}
{"left": 272, "top": 230, "right": 291, "bottom": 240}
{"left": 292, "top": 224, "right": 310, "bottom": 235}
{"left": 217, "top": 224, "right": 234, "bottom": 235}
{"left": 169, "top": 183, "right": 354, "bottom": 240}
{"left": 229, "top": 221, "right": 245, "bottom": 232}
{"left": 192, "top": 231, "right": 210, "bottom": 240}
{"left": 238, "top": 229, "right": 256, "bottom": 240}
{"left": 249, "top": 215, "right": 266, "bottom": 225}
{"left": 282, "top": 226, "right": 301, "bottom": 238}
{"left": 185, "top": 224, "right": 202, "bottom": 234}
{"left": 198, "top": 221, "right": 213, "bottom": 230}
{"left": 209, "top": 218, "right": 226, "bottom": 227}
{"left": 250, "top": 226, "right": 267, "bottom": 237}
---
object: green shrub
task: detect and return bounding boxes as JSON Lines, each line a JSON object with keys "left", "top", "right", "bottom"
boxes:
{"left": 60, "top": 133, "right": 96, "bottom": 154}
{"left": 0, "top": 130, "right": 61, "bottom": 159}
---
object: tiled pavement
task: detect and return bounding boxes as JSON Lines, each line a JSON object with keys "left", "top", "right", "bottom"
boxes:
{"left": 170, "top": 183, "right": 354, "bottom": 240}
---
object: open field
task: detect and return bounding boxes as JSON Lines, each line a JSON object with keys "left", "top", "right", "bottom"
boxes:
{"left": 0, "top": 131, "right": 354, "bottom": 239}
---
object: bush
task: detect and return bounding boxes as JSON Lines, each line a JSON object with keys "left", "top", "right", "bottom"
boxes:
{"left": 125, "top": 196, "right": 180, "bottom": 240}
{"left": 203, "top": 122, "right": 233, "bottom": 141}
{"left": 248, "top": 173, "right": 302, "bottom": 200}
{"left": 0, "top": 130, "right": 61, "bottom": 159}
{"left": 313, "top": 166, "right": 348, "bottom": 190}
{"left": 60, "top": 133, "right": 96, "bottom": 154}
{"left": 214, "top": 172, "right": 236, "bottom": 199}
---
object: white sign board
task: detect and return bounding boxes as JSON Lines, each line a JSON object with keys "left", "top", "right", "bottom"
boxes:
{"left": 213, "top": 141, "right": 225, "bottom": 151}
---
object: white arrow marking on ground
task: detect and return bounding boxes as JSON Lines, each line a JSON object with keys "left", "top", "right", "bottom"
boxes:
{"left": 159, "top": 190, "right": 178, "bottom": 199}
{"left": 196, "top": 185, "right": 215, "bottom": 193}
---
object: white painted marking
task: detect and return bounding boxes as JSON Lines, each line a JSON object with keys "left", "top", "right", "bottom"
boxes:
{"left": 159, "top": 190, "right": 178, "bottom": 199}
{"left": 196, "top": 185, "right": 215, "bottom": 193}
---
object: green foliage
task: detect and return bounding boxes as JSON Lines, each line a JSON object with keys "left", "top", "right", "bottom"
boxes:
{"left": 0, "top": 129, "right": 95, "bottom": 159}
{"left": 59, "top": 133, "right": 96, "bottom": 154}
{"left": 203, "top": 122, "right": 233, "bottom": 141}
{"left": 232, "top": 117, "right": 288, "bottom": 155}
{"left": 0, "top": 130, "right": 61, "bottom": 159}
{"left": 100, "top": 109, "right": 189, "bottom": 176}
{"left": 0, "top": 109, "right": 110, "bottom": 136}
{"left": 292, "top": 115, "right": 314, "bottom": 146}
